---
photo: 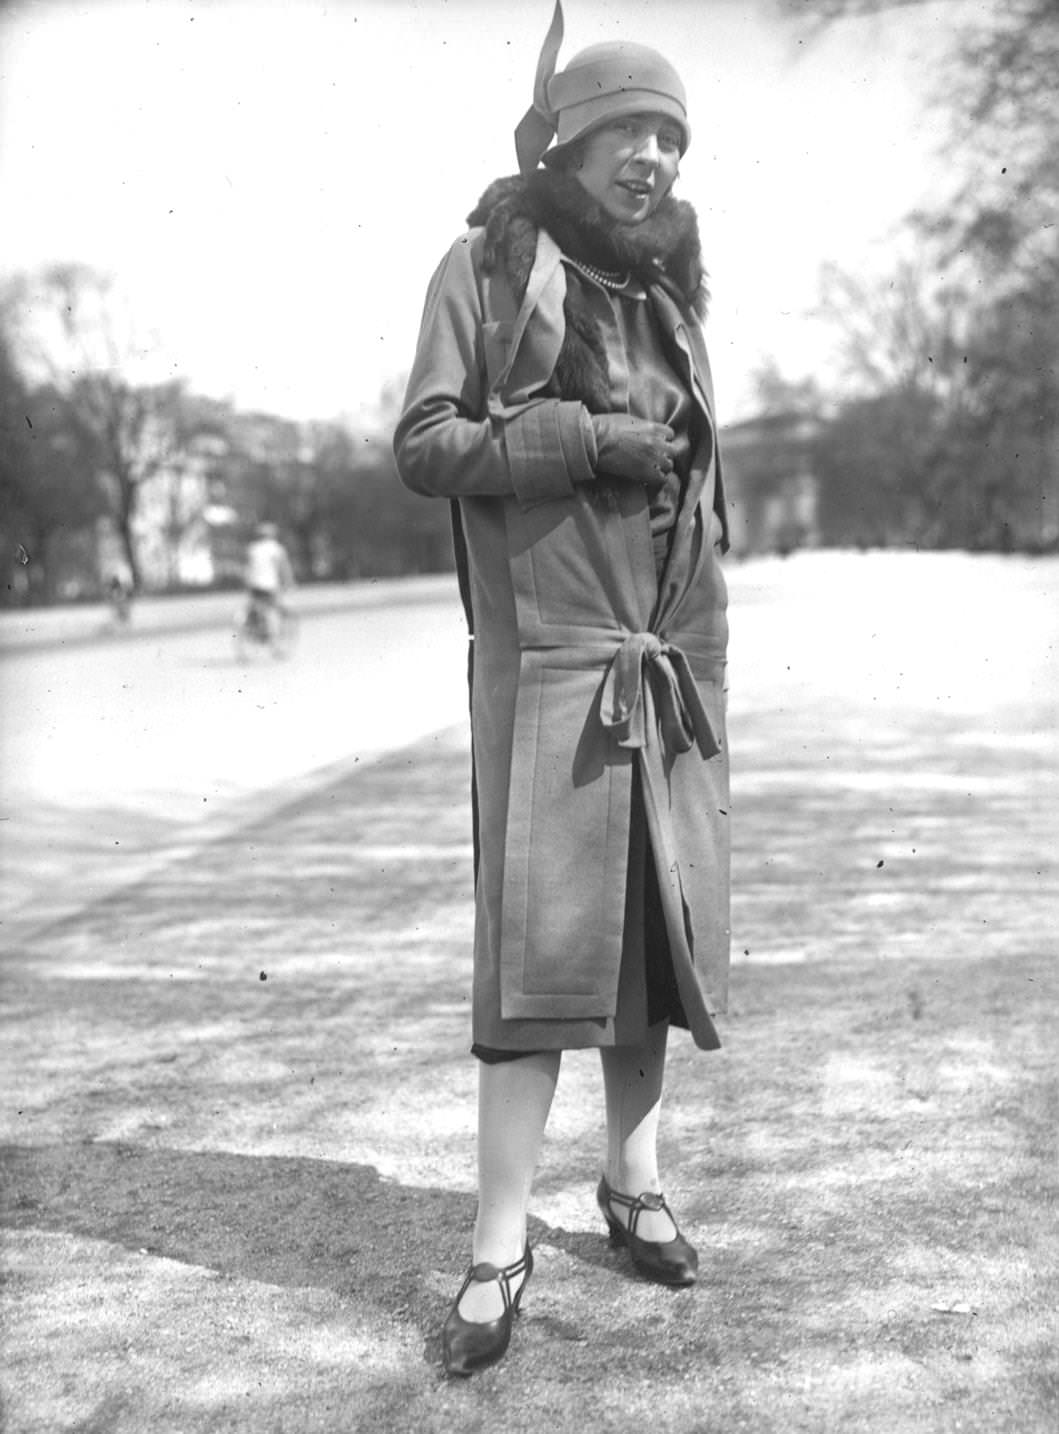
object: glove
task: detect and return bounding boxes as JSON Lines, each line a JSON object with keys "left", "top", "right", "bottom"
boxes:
{"left": 589, "top": 414, "right": 676, "bottom": 491}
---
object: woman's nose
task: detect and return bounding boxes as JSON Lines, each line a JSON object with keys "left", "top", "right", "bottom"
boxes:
{"left": 632, "top": 132, "right": 660, "bottom": 165}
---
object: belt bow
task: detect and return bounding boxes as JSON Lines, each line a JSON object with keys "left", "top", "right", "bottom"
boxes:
{"left": 600, "top": 631, "right": 720, "bottom": 759}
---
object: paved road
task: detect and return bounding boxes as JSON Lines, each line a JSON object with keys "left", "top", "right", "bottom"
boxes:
{"left": 0, "top": 577, "right": 470, "bottom": 941}
{"left": 0, "top": 574, "right": 458, "bottom": 652}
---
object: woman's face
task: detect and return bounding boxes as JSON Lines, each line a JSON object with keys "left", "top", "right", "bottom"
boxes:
{"left": 573, "top": 112, "right": 682, "bottom": 224}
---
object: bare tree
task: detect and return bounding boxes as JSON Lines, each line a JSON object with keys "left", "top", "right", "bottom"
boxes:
{"left": 783, "top": 0, "right": 1059, "bottom": 271}
{"left": 783, "top": 0, "right": 1059, "bottom": 548}
{"left": 815, "top": 258, "right": 968, "bottom": 399}
{"left": 1, "top": 264, "right": 209, "bottom": 588}
{"left": 0, "top": 325, "right": 107, "bottom": 600}
{"left": 75, "top": 372, "right": 192, "bottom": 587}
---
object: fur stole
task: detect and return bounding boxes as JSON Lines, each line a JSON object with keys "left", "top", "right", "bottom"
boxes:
{"left": 466, "top": 170, "right": 708, "bottom": 414}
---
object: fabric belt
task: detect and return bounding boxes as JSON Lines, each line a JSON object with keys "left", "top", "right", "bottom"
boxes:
{"left": 518, "top": 625, "right": 722, "bottom": 760}
{"left": 599, "top": 630, "right": 720, "bottom": 759}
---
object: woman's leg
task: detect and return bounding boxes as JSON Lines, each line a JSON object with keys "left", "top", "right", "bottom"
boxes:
{"left": 599, "top": 1022, "right": 679, "bottom": 1242}
{"left": 459, "top": 1050, "right": 561, "bottom": 1321}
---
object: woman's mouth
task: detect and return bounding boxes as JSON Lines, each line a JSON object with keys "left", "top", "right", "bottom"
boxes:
{"left": 618, "top": 179, "right": 653, "bottom": 201}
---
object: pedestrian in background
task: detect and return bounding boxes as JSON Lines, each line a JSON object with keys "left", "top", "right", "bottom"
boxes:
{"left": 106, "top": 561, "right": 134, "bottom": 627}
{"left": 394, "top": 0, "right": 731, "bottom": 1377}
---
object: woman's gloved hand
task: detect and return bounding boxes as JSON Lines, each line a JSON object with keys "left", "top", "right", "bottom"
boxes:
{"left": 590, "top": 415, "right": 676, "bottom": 491}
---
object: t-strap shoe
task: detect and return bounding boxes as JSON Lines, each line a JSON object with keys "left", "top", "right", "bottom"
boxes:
{"left": 597, "top": 1175, "right": 698, "bottom": 1287}
{"left": 441, "top": 1244, "right": 534, "bottom": 1377}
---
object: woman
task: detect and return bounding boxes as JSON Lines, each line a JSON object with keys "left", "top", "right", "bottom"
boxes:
{"left": 394, "top": 0, "right": 730, "bottom": 1377}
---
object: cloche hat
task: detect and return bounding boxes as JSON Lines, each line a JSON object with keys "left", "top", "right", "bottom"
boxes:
{"left": 514, "top": 0, "right": 690, "bottom": 176}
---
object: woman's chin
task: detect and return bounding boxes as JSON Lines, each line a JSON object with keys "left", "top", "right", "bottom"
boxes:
{"left": 601, "top": 190, "right": 659, "bottom": 226}
{"left": 604, "top": 201, "right": 650, "bottom": 226}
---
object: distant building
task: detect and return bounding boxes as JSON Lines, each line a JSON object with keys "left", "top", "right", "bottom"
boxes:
{"left": 720, "top": 411, "right": 822, "bottom": 556}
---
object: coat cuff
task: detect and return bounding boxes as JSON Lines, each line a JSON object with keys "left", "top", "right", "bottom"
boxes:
{"left": 505, "top": 401, "right": 596, "bottom": 506}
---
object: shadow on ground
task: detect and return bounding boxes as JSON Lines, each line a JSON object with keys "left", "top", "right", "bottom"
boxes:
{"left": 0, "top": 1140, "right": 615, "bottom": 1370}
{"left": 0, "top": 1137, "right": 623, "bottom": 1328}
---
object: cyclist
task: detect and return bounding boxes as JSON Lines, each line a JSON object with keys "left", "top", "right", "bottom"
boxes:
{"left": 243, "top": 522, "right": 295, "bottom": 645}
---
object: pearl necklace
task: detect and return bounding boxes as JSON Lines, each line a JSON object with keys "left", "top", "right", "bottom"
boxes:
{"left": 567, "top": 257, "right": 632, "bottom": 292}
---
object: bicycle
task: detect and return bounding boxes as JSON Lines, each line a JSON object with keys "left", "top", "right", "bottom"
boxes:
{"left": 233, "top": 591, "right": 297, "bottom": 660}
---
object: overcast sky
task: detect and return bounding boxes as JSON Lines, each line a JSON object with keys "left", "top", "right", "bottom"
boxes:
{"left": 0, "top": 0, "right": 961, "bottom": 427}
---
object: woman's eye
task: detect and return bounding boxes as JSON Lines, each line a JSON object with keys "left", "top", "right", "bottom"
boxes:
{"left": 660, "top": 131, "right": 681, "bottom": 152}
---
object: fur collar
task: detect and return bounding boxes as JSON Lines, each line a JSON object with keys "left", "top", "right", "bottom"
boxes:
{"left": 465, "top": 169, "right": 708, "bottom": 413}
{"left": 467, "top": 169, "right": 709, "bottom": 318}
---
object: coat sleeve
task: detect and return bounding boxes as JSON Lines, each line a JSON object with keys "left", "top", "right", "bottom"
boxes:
{"left": 393, "top": 236, "right": 597, "bottom": 506}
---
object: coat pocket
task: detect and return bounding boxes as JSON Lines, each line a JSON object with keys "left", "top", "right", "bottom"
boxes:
{"left": 499, "top": 655, "right": 633, "bottom": 1020}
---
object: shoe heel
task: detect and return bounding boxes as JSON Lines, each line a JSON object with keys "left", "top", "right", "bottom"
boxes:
{"left": 597, "top": 1178, "right": 629, "bottom": 1248}
{"left": 596, "top": 1174, "right": 699, "bottom": 1287}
